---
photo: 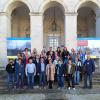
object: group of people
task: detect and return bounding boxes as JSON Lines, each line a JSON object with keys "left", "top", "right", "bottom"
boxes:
{"left": 6, "top": 47, "right": 95, "bottom": 90}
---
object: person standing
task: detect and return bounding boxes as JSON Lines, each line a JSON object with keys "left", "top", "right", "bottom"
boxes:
{"left": 56, "top": 47, "right": 61, "bottom": 58}
{"left": 77, "top": 49, "right": 85, "bottom": 64}
{"left": 14, "top": 53, "right": 22, "bottom": 67}
{"left": 23, "top": 48, "right": 31, "bottom": 58}
{"left": 6, "top": 59, "right": 15, "bottom": 89}
{"left": 25, "top": 58, "right": 36, "bottom": 89}
{"left": 46, "top": 58, "right": 55, "bottom": 89}
{"left": 83, "top": 54, "right": 95, "bottom": 89}
{"left": 30, "top": 53, "right": 39, "bottom": 86}
{"left": 70, "top": 48, "right": 77, "bottom": 63}
{"left": 38, "top": 57, "right": 46, "bottom": 89}
{"left": 53, "top": 56, "right": 59, "bottom": 82}
{"left": 56, "top": 59, "right": 65, "bottom": 89}
{"left": 15, "top": 58, "right": 25, "bottom": 89}
{"left": 66, "top": 58, "right": 75, "bottom": 90}
{"left": 46, "top": 47, "right": 55, "bottom": 62}
{"left": 74, "top": 57, "right": 82, "bottom": 85}
{"left": 35, "top": 55, "right": 40, "bottom": 86}
{"left": 61, "top": 47, "right": 70, "bottom": 64}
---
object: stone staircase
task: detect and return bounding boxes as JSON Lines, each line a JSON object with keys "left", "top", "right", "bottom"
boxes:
{"left": 0, "top": 71, "right": 100, "bottom": 100}
{"left": 0, "top": 71, "right": 7, "bottom": 90}
{"left": 92, "top": 73, "right": 100, "bottom": 87}
{"left": 0, "top": 70, "right": 100, "bottom": 90}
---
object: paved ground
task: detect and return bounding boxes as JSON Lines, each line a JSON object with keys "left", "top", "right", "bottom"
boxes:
{"left": 0, "top": 92, "right": 100, "bottom": 100}
{"left": 0, "top": 86, "right": 100, "bottom": 94}
{"left": 0, "top": 86, "right": 100, "bottom": 100}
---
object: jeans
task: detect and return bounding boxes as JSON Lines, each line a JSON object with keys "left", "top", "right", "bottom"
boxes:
{"left": 84, "top": 74, "right": 93, "bottom": 88}
{"left": 16, "top": 74, "right": 24, "bottom": 88}
{"left": 27, "top": 73, "right": 34, "bottom": 88}
{"left": 64, "top": 59, "right": 68, "bottom": 64}
{"left": 7, "top": 73, "right": 14, "bottom": 88}
{"left": 57, "top": 75, "right": 64, "bottom": 88}
{"left": 74, "top": 71, "right": 80, "bottom": 84}
{"left": 67, "top": 74, "right": 75, "bottom": 88}
{"left": 40, "top": 72, "right": 45, "bottom": 87}
{"left": 34, "top": 74, "right": 39, "bottom": 86}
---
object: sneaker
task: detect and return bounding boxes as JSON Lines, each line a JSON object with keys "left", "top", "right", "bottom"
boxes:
{"left": 76, "top": 83, "right": 79, "bottom": 85}
{"left": 88, "top": 86, "right": 93, "bottom": 89}
{"left": 39, "top": 87, "right": 42, "bottom": 89}
{"left": 68, "top": 87, "right": 71, "bottom": 90}
{"left": 43, "top": 87, "right": 46, "bottom": 89}
{"left": 58, "top": 87, "right": 61, "bottom": 90}
{"left": 61, "top": 87, "right": 64, "bottom": 90}
{"left": 73, "top": 88, "right": 76, "bottom": 90}
{"left": 83, "top": 86, "right": 87, "bottom": 89}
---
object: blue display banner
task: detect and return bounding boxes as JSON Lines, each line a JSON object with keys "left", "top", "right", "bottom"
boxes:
{"left": 77, "top": 38, "right": 100, "bottom": 40}
{"left": 7, "top": 38, "right": 31, "bottom": 40}
{"left": 7, "top": 38, "right": 31, "bottom": 56}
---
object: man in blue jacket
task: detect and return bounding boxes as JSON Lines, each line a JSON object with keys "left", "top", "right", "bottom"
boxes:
{"left": 83, "top": 54, "right": 95, "bottom": 89}
{"left": 56, "top": 59, "right": 65, "bottom": 89}
{"left": 38, "top": 57, "right": 46, "bottom": 89}
{"left": 15, "top": 58, "right": 25, "bottom": 89}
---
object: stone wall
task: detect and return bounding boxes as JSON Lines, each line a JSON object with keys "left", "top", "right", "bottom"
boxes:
{"left": 0, "top": 0, "right": 100, "bottom": 67}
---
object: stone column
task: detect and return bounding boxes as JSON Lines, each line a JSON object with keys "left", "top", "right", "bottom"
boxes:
{"left": 65, "top": 12, "right": 77, "bottom": 51}
{"left": 96, "top": 9, "right": 100, "bottom": 37}
{"left": 30, "top": 12, "right": 43, "bottom": 54}
{"left": 0, "top": 12, "right": 8, "bottom": 69}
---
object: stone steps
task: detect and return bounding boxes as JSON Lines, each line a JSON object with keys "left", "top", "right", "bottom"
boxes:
{"left": 45, "top": 93, "right": 65, "bottom": 100}
{"left": 0, "top": 71, "right": 99, "bottom": 90}
{"left": 91, "top": 73, "right": 100, "bottom": 85}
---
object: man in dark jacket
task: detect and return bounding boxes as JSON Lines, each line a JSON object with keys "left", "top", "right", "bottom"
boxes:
{"left": 61, "top": 47, "right": 70, "bottom": 64}
{"left": 66, "top": 58, "right": 75, "bottom": 90}
{"left": 56, "top": 59, "right": 65, "bottom": 89}
{"left": 15, "top": 58, "right": 25, "bottom": 89}
{"left": 6, "top": 59, "right": 15, "bottom": 88}
{"left": 14, "top": 53, "right": 22, "bottom": 66}
{"left": 83, "top": 54, "right": 95, "bottom": 89}
{"left": 38, "top": 57, "right": 46, "bottom": 88}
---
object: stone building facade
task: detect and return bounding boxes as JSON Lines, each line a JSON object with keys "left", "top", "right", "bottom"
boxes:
{"left": 0, "top": 0, "right": 100, "bottom": 67}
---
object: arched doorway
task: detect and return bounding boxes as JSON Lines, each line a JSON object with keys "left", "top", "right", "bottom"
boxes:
{"left": 43, "top": 1, "right": 65, "bottom": 50}
{"left": 11, "top": 2, "right": 30, "bottom": 38}
{"left": 5, "top": 1, "right": 30, "bottom": 38}
{"left": 4, "top": 1, "right": 31, "bottom": 57}
{"left": 77, "top": 1, "right": 98, "bottom": 38}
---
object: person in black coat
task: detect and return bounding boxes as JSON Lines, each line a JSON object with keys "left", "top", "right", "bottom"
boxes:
{"left": 56, "top": 47, "right": 61, "bottom": 57}
{"left": 61, "top": 47, "right": 70, "bottom": 64}
{"left": 6, "top": 59, "right": 15, "bottom": 88}
{"left": 15, "top": 58, "right": 25, "bottom": 89}
{"left": 83, "top": 54, "right": 95, "bottom": 89}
